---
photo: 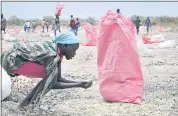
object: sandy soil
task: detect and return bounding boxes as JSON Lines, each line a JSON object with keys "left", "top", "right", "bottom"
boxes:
{"left": 1, "top": 27, "right": 178, "bottom": 116}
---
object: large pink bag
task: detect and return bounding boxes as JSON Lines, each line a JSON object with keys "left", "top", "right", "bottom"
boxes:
{"left": 14, "top": 28, "right": 22, "bottom": 34}
{"left": 97, "top": 11, "right": 143, "bottom": 104}
{"left": 156, "top": 25, "right": 164, "bottom": 32}
{"left": 142, "top": 36, "right": 160, "bottom": 44}
{"left": 82, "top": 23, "right": 97, "bottom": 46}
{"left": 55, "top": 3, "right": 64, "bottom": 16}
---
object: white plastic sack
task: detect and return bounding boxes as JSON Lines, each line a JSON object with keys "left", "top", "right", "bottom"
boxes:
{"left": 50, "top": 33, "right": 54, "bottom": 37}
{"left": 136, "top": 35, "right": 153, "bottom": 56}
{"left": 19, "top": 30, "right": 25, "bottom": 33}
{"left": 158, "top": 40, "right": 176, "bottom": 48}
{"left": 1, "top": 65, "right": 12, "bottom": 101}
{"left": 2, "top": 33, "right": 17, "bottom": 42}
{"left": 151, "top": 34, "right": 165, "bottom": 42}
{"left": 40, "top": 33, "right": 50, "bottom": 37}
{"left": 2, "top": 33, "right": 10, "bottom": 40}
{"left": 9, "top": 37, "right": 17, "bottom": 42}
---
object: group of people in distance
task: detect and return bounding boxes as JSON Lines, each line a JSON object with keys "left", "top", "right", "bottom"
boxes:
{"left": 2, "top": 9, "right": 151, "bottom": 37}
{"left": 68, "top": 15, "right": 80, "bottom": 36}
{"left": 42, "top": 15, "right": 81, "bottom": 36}
{"left": 21, "top": 14, "right": 81, "bottom": 36}
{"left": 116, "top": 9, "right": 152, "bottom": 35}
{"left": 23, "top": 20, "right": 37, "bottom": 33}
{"left": 134, "top": 16, "right": 152, "bottom": 35}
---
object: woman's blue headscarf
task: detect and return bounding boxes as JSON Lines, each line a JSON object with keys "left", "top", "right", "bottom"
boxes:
{"left": 53, "top": 27, "right": 79, "bottom": 44}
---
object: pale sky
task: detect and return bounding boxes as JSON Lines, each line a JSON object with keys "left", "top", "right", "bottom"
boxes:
{"left": 2, "top": 2, "right": 178, "bottom": 20}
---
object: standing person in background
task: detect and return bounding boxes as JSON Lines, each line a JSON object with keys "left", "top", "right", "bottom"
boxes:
{"left": 117, "top": 9, "right": 121, "bottom": 14}
{"left": 51, "top": 21, "right": 55, "bottom": 31}
{"left": 69, "top": 15, "right": 76, "bottom": 34}
{"left": 51, "top": 20, "right": 56, "bottom": 35}
{"left": 135, "top": 16, "right": 141, "bottom": 35}
{"left": 31, "top": 20, "right": 37, "bottom": 33}
{"left": 1, "top": 14, "right": 7, "bottom": 34}
{"left": 54, "top": 15, "right": 61, "bottom": 36}
{"left": 75, "top": 18, "right": 80, "bottom": 36}
{"left": 23, "top": 21, "right": 27, "bottom": 32}
{"left": 26, "top": 21, "right": 31, "bottom": 33}
{"left": 145, "top": 17, "right": 151, "bottom": 33}
{"left": 45, "top": 20, "right": 49, "bottom": 33}
{"left": 42, "top": 19, "right": 45, "bottom": 33}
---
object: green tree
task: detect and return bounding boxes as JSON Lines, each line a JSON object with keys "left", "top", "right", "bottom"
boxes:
{"left": 86, "top": 17, "right": 96, "bottom": 25}
{"left": 43, "top": 16, "right": 54, "bottom": 25}
{"left": 131, "top": 15, "right": 137, "bottom": 25}
{"left": 35, "top": 18, "right": 42, "bottom": 26}
{"left": 8, "top": 15, "right": 24, "bottom": 26}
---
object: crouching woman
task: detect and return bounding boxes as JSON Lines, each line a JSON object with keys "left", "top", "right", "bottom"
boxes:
{"left": 1, "top": 28, "right": 92, "bottom": 109}
{"left": 20, "top": 30, "right": 92, "bottom": 108}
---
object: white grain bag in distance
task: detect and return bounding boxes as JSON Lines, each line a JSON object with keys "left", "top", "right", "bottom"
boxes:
{"left": 50, "top": 32, "right": 54, "bottom": 37}
{"left": 2, "top": 33, "right": 10, "bottom": 41}
{"left": 158, "top": 40, "right": 176, "bottom": 48}
{"left": 1, "top": 65, "right": 12, "bottom": 101}
{"left": 19, "top": 30, "right": 25, "bottom": 33}
{"left": 136, "top": 34, "right": 153, "bottom": 57}
{"left": 151, "top": 34, "right": 165, "bottom": 42}
{"left": 2, "top": 33, "right": 17, "bottom": 42}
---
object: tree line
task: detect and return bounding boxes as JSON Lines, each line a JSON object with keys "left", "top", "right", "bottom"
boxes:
{"left": 6, "top": 15, "right": 97, "bottom": 27}
{"left": 6, "top": 15, "right": 178, "bottom": 27}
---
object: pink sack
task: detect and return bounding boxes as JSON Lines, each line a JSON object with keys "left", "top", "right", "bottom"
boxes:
{"left": 142, "top": 36, "right": 160, "bottom": 44}
{"left": 97, "top": 11, "right": 143, "bottom": 104}
{"left": 156, "top": 25, "right": 164, "bottom": 32}
{"left": 12, "top": 62, "right": 46, "bottom": 78}
{"left": 82, "top": 23, "right": 97, "bottom": 46}
{"left": 55, "top": 3, "right": 64, "bottom": 16}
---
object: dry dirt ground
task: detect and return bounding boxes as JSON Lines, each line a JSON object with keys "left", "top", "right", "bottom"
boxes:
{"left": 1, "top": 27, "right": 178, "bottom": 116}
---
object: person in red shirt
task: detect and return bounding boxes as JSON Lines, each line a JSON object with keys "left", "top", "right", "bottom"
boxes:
{"left": 69, "top": 15, "right": 77, "bottom": 35}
